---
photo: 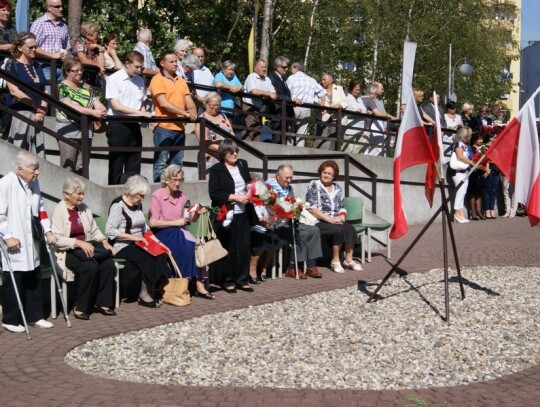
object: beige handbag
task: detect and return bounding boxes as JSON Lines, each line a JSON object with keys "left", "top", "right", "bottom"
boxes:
{"left": 195, "top": 214, "right": 228, "bottom": 267}
{"left": 162, "top": 253, "right": 191, "bottom": 307}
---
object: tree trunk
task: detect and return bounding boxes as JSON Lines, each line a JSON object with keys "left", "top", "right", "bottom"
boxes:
{"left": 68, "top": 0, "right": 83, "bottom": 45}
{"left": 303, "top": 0, "right": 319, "bottom": 69}
{"left": 259, "top": 0, "right": 275, "bottom": 62}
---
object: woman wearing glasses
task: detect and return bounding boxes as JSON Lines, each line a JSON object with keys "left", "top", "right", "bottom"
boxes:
{"left": 5, "top": 32, "right": 47, "bottom": 157}
{"left": 55, "top": 58, "right": 106, "bottom": 174}
{"left": 195, "top": 92, "right": 234, "bottom": 172}
{"left": 148, "top": 165, "right": 214, "bottom": 299}
{"left": 208, "top": 139, "right": 256, "bottom": 293}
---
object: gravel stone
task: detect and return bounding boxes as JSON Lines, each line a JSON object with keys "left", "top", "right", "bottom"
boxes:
{"left": 65, "top": 266, "right": 540, "bottom": 390}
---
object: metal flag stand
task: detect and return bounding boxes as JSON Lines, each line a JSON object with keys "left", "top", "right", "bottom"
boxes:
{"left": 0, "top": 240, "right": 32, "bottom": 339}
{"left": 367, "top": 156, "right": 487, "bottom": 322}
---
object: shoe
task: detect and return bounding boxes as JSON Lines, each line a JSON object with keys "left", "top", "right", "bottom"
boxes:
{"left": 330, "top": 261, "right": 345, "bottom": 273}
{"left": 477, "top": 214, "right": 486, "bottom": 220}
{"left": 501, "top": 212, "right": 510, "bottom": 218}
{"left": 248, "top": 276, "right": 261, "bottom": 285}
{"left": 236, "top": 284, "right": 254, "bottom": 292}
{"left": 94, "top": 306, "right": 117, "bottom": 316}
{"left": 30, "top": 319, "right": 53, "bottom": 329}
{"left": 257, "top": 274, "right": 267, "bottom": 283}
{"left": 195, "top": 291, "right": 215, "bottom": 300}
{"left": 138, "top": 297, "right": 157, "bottom": 308}
{"left": 73, "top": 311, "right": 90, "bottom": 320}
{"left": 2, "top": 323, "right": 25, "bottom": 333}
{"left": 509, "top": 213, "right": 516, "bottom": 219}
{"left": 285, "top": 268, "right": 306, "bottom": 279}
{"left": 306, "top": 267, "right": 322, "bottom": 278}
{"left": 470, "top": 215, "right": 479, "bottom": 221}
{"left": 453, "top": 215, "right": 468, "bottom": 223}
{"left": 223, "top": 285, "right": 237, "bottom": 294}
{"left": 343, "top": 260, "right": 363, "bottom": 271}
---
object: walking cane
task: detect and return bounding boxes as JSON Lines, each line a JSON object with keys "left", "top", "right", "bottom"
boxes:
{"left": 0, "top": 240, "right": 31, "bottom": 339}
{"left": 45, "top": 243, "right": 72, "bottom": 328}
{"left": 290, "top": 219, "right": 300, "bottom": 279}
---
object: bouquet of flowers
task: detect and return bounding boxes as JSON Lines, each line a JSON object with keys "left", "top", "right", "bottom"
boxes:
{"left": 272, "top": 196, "right": 309, "bottom": 219}
{"left": 472, "top": 143, "right": 489, "bottom": 164}
{"left": 247, "top": 179, "right": 278, "bottom": 206}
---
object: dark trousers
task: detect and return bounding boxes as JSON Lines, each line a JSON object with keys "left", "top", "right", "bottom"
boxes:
{"left": 65, "top": 252, "right": 116, "bottom": 313}
{"left": 116, "top": 244, "right": 168, "bottom": 300}
{"left": 215, "top": 212, "right": 251, "bottom": 287}
{"left": 482, "top": 171, "right": 500, "bottom": 211}
{"left": 1, "top": 267, "right": 44, "bottom": 325}
{"left": 107, "top": 122, "right": 143, "bottom": 185}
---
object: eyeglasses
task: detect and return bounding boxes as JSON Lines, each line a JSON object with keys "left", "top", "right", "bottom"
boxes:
{"left": 25, "top": 45, "right": 37, "bottom": 49}
{"left": 168, "top": 178, "right": 184, "bottom": 184}
{"left": 227, "top": 151, "right": 239, "bottom": 155}
{"left": 280, "top": 65, "right": 288, "bottom": 69}
{"left": 48, "top": 5, "right": 62, "bottom": 8}
{"left": 70, "top": 69, "right": 83, "bottom": 73}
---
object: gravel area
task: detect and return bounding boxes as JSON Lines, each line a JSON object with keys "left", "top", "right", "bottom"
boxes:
{"left": 66, "top": 266, "right": 540, "bottom": 390}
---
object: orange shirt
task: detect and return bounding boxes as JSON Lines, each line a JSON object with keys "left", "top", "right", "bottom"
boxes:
{"left": 149, "top": 72, "right": 190, "bottom": 131}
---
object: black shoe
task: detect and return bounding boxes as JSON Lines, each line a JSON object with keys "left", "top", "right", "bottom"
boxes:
{"left": 257, "top": 274, "right": 267, "bottom": 283}
{"left": 73, "top": 310, "right": 89, "bottom": 320}
{"left": 236, "top": 284, "right": 254, "bottom": 292}
{"left": 223, "top": 285, "right": 237, "bottom": 294}
{"left": 477, "top": 214, "right": 486, "bottom": 220}
{"left": 138, "top": 297, "right": 157, "bottom": 308}
{"left": 94, "top": 306, "right": 117, "bottom": 316}
{"left": 248, "top": 276, "right": 261, "bottom": 285}
{"left": 195, "top": 291, "right": 216, "bottom": 300}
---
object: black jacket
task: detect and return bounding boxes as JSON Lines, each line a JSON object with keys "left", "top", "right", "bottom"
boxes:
{"left": 208, "top": 158, "right": 252, "bottom": 207}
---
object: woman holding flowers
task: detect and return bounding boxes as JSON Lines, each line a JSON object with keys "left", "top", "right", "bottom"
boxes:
{"left": 208, "top": 139, "right": 257, "bottom": 293}
{"left": 305, "top": 160, "right": 362, "bottom": 273}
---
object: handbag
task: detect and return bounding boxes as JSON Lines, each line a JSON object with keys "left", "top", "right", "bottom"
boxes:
{"left": 92, "top": 119, "right": 107, "bottom": 134}
{"left": 450, "top": 151, "right": 469, "bottom": 171}
{"left": 299, "top": 181, "right": 320, "bottom": 225}
{"left": 195, "top": 214, "right": 228, "bottom": 267}
{"left": 161, "top": 253, "right": 191, "bottom": 307}
{"left": 71, "top": 240, "right": 113, "bottom": 262}
{"left": 31, "top": 215, "right": 44, "bottom": 241}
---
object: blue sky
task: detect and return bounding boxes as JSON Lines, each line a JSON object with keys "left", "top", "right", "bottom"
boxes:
{"left": 521, "top": 0, "right": 540, "bottom": 47}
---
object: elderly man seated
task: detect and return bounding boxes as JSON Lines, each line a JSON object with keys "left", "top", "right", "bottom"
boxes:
{"left": 266, "top": 164, "right": 323, "bottom": 278}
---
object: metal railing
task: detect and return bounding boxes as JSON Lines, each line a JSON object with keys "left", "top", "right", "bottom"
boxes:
{"left": 0, "top": 66, "right": 458, "bottom": 215}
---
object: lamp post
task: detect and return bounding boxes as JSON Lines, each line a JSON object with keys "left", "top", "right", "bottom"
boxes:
{"left": 447, "top": 44, "right": 474, "bottom": 103}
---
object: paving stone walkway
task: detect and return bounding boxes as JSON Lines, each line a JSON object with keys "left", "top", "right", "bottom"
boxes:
{"left": 0, "top": 216, "right": 538, "bottom": 406}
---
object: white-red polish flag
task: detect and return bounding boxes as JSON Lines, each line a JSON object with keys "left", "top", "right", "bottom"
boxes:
{"left": 390, "top": 92, "right": 436, "bottom": 239}
{"left": 485, "top": 88, "right": 540, "bottom": 226}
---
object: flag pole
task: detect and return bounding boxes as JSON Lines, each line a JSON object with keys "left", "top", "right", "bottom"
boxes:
{"left": 367, "top": 155, "right": 486, "bottom": 307}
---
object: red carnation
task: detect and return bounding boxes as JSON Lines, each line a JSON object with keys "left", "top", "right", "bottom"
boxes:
{"left": 217, "top": 204, "right": 228, "bottom": 221}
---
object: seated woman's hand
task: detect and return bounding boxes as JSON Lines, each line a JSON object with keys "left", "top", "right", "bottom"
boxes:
{"left": 103, "top": 241, "right": 116, "bottom": 256}
{"left": 75, "top": 240, "right": 94, "bottom": 258}
{"left": 134, "top": 235, "right": 148, "bottom": 245}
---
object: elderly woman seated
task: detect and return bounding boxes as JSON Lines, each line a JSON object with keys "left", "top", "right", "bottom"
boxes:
{"left": 148, "top": 164, "right": 214, "bottom": 299}
{"left": 51, "top": 177, "right": 116, "bottom": 320}
{"left": 305, "top": 160, "right": 362, "bottom": 273}
{"left": 105, "top": 175, "right": 169, "bottom": 307}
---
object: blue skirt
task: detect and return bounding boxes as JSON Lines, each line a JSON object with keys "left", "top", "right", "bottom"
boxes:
{"left": 154, "top": 227, "right": 197, "bottom": 279}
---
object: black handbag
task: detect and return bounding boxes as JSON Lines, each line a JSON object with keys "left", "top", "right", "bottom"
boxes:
{"left": 31, "top": 216, "right": 44, "bottom": 241}
{"left": 71, "top": 240, "right": 113, "bottom": 262}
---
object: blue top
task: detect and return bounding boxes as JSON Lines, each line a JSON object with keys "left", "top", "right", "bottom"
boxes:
{"left": 213, "top": 71, "right": 242, "bottom": 114}
{"left": 5, "top": 59, "right": 47, "bottom": 110}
